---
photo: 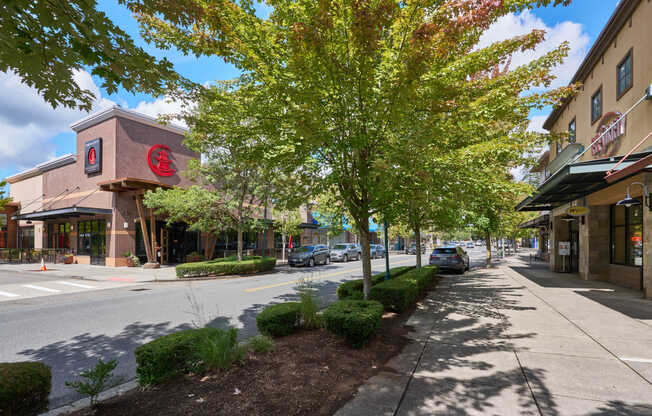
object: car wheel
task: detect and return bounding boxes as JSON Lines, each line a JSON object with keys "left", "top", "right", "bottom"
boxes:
{"left": 309, "top": 257, "right": 315, "bottom": 267}
{"left": 343, "top": 254, "right": 348, "bottom": 262}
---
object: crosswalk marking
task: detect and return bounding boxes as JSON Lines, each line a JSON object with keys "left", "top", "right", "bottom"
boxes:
{"left": 0, "top": 290, "right": 19, "bottom": 298}
{"left": 621, "top": 357, "right": 652, "bottom": 364}
{"left": 53, "top": 281, "right": 95, "bottom": 289}
{"left": 21, "top": 284, "right": 62, "bottom": 293}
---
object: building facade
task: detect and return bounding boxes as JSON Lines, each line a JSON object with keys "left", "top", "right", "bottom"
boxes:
{"left": 518, "top": 0, "right": 652, "bottom": 297}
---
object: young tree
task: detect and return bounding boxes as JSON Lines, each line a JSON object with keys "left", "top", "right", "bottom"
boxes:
{"left": 0, "top": 181, "right": 11, "bottom": 209}
{"left": 0, "top": 0, "right": 184, "bottom": 110}
{"left": 273, "top": 208, "right": 302, "bottom": 263}
{"left": 129, "top": 0, "right": 575, "bottom": 298}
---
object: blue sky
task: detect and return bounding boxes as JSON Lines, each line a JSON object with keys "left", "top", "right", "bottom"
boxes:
{"left": 0, "top": 1, "right": 620, "bottom": 190}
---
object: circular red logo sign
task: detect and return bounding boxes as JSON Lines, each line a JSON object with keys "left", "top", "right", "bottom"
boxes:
{"left": 88, "top": 147, "right": 96, "bottom": 165}
{"left": 147, "top": 144, "right": 176, "bottom": 177}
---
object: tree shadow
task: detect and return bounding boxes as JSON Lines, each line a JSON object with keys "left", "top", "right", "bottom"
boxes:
{"left": 395, "top": 271, "right": 557, "bottom": 415}
{"left": 588, "top": 400, "right": 652, "bottom": 415}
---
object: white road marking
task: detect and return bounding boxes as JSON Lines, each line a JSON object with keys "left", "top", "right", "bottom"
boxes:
{"left": 53, "top": 281, "right": 95, "bottom": 289}
{"left": 620, "top": 357, "right": 652, "bottom": 364}
{"left": 0, "top": 290, "right": 19, "bottom": 298}
{"left": 21, "top": 284, "right": 61, "bottom": 293}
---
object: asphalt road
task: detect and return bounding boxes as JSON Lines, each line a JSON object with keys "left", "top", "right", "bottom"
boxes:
{"left": 0, "top": 248, "right": 488, "bottom": 409}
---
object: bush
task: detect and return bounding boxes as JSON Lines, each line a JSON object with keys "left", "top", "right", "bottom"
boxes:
{"left": 323, "top": 300, "right": 384, "bottom": 348}
{"left": 0, "top": 361, "right": 51, "bottom": 416}
{"left": 369, "top": 266, "right": 438, "bottom": 312}
{"left": 256, "top": 302, "right": 301, "bottom": 337}
{"left": 247, "top": 335, "right": 275, "bottom": 354}
{"left": 65, "top": 358, "right": 119, "bottom": 406}
{"left": 336, "top": 266, "right": 414, "bottom": 300}
{"left": 135, "top": 327, "right": 241, "bottom": 385}
{"left": 176, "top": 256, "right": 276, "bottom": 278}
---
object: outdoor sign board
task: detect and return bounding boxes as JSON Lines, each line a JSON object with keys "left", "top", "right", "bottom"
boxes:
{"left": 84, "top": 138, "right": 102, "bottom": 174}
{"left": 591, "top": 112, "right": 626, "bottom": 156}
{"left": 567, "top": 206, "right": 590, "bottom": 216}
{"left": 147, "top": 144, "right": 176, "bottom": 177}
{"left": 559, "top": 241, "right": 570, "bottom": 256}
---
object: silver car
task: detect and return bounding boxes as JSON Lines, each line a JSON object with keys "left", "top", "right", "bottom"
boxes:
{"left": 288, "top": 245, "right": 330, "bottom": 267}
{"left": 370, "top": 244, "right": 386, "bottom": 259}
{"left": 329, "top": 243, "right": 360, "bottom": 262}
{"left": 429, "top": 246, "right": 469, "bottom": 274}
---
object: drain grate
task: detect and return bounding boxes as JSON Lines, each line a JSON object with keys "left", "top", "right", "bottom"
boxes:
{"left": 130, "top": 288, "right": 150, "bottom": 292}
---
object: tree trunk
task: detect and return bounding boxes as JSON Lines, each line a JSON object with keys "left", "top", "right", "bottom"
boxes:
{"left": 485, "top": 233, "right": 492, "bottom": 266}
{"left": 204, "top": 234, "right": 218, "bottom": 260}
{"left": 237, "top": 224, "right": 243, "bottom": 261}
{"left": 282, "top": 234, "right": 286, "bottom": 263}
{"left": 414, "top": 224, "right": 422, "bottom": 269}
{"left": 358, "top": 218, "right": 372, "bottom": 300}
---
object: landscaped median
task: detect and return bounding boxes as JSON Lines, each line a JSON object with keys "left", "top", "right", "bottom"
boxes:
{"left": 175, "top": 255, "right": 277, "bottom": 278}
{"left": 57, "top": 265, "right": 439, "bottom": 416}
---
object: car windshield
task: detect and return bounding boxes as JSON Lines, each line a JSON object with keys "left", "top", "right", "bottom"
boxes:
{"left": 333, "top": 245, "right": 347, "bottom": 249}
{"left": 434, "top": 248, "right": 457, "bottom": 254}
{"left": 294, "top": 246, "right": 313, "bottom": 253}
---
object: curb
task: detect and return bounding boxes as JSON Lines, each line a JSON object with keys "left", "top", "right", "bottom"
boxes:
{"left": 42, "top": 379, "right": 138, "bottom": 416}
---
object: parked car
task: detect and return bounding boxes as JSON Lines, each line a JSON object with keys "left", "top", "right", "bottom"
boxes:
{"left": 370, "top": 244, "right": 386, "bottom": 259}
{"left": 429, "top": 246, "right": 470, "bottom": 274}
{"left": 407, "top": 243, "right": 426, "bottom": 255}
{"left": 288, "top": 245, "right": 330, "bottom": 267}
{"left": 466, "top": 241, "right": 474, "bottom": 248}
{"left": 329, "top": 243, "right": 360, "bottom": 262}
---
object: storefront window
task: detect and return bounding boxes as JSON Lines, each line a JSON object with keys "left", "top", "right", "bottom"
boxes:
{"left": 77, "top": 220, "right": 106, "bottom": 257}
{"left": 611, "top": 204, "right": 642, "bottom": 266}
{"left": 19, "top": 226, "right": 34, "bottom": 250}
{"left": 49, "top": 223, "right": 71, "bottom": 249}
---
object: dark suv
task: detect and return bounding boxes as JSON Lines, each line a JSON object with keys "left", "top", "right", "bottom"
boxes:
{"left": 428, "top": 246, "right": 469, "bottom": 274}
{"left": 288, "top": 245, "right": 330, "bottom": 267}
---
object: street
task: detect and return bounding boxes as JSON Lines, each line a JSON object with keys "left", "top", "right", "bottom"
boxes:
{"left": 0, "top": 248, "right": 489, "bottom": 409}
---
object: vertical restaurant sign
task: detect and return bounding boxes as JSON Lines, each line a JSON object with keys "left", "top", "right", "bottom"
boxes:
{"left": 85, "top": 138, "right": 102, "bottom": 174}
{"left": 591, "top": 112, "right": 626, "bottom": 156}
{"left": 147, "top": 144, "right": 176, "bottom": 177}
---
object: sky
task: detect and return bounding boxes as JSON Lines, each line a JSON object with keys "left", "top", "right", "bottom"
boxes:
{"left": 0, "top": 0, "right": 621, "bottom": 189}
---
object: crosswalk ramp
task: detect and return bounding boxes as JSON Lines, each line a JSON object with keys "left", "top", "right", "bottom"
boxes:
{"left": 0, "top": 279, "right": 140, "bottom": 302}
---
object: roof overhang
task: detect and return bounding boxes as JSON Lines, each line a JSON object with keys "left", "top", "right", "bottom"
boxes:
{"left": 71, "top": 106, "right": 187, "bottom": 135}
{"left": 98, "top": 177, "right": 174, "bottom": 193}
{"left": 12, "top": 207, "right": 112, "bottom": 221}
{"left": 516, "top": 151, "right": 652, "bottom": 212}
{"left": 518, "top": 213, "right": 550, "bottom": 229}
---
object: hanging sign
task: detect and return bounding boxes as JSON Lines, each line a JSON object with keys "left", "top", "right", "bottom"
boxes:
{"left": 591, "top": 112, "right": 626, "bottom": 156}
{"left": 567, "top": 206, "right": 590, "bottom": 216}
{"left": 84, "top": 138, "right": 102, "bottom": 174}
{"left": 147, "top": 144, "right": 176, "bottom": 177}
{"left": 559, "top": 241, "right": 570, "bottom": 256}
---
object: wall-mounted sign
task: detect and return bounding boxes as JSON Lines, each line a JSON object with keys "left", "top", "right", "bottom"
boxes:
{"left": 559, "top": 241, "right": 570, "bottom": 256}
{"left": 147, "top": 144, "right": 176, "bottom": 177}
{"left": 591, "top": 112, "right": 626, "bottom": 156}
{"left": 84, "top": 138, "right": 102, "bottom": 174}
{"left": 567, "top": 206, "right": 590, "bottom": 216}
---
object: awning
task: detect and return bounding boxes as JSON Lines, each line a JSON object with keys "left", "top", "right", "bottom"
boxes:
{"left": 12, "top": 207, "right": 112, "bottom": 221}
{"left": 98, "top": 177, "right": 173, "bottom": 193}
{"left": 518, "top": 213, "right": 549, "bottom": 229}
{"left": 516, "top": 151, "right": 652, "bottom": 212}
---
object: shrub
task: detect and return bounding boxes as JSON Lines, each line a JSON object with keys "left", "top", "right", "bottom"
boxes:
{"left": 0, "top": 361, "right": 51, "bottom": 416}
{"left": 298, "top": 287, "right": 321, "bottom": 329}
{"left": 323, "top": 300, "right": 384, "bottom": 348}
{"left": 65, "top": 358, "right": 119, "bottom": 406}
{"left": 176, "top": 256, "right": 276, "bottom": 278}
{"left": 256, "top": 302, "right": 301, "bottom": 337}
{"left": 336, "top": 266, "right": 414, "bottom": 300}
{"left": 369, "top": 266, "right": 438, "bottom": 312}
{"left": 247, "top": 335, "right": 275, "bottom": 354}
{"left": 135, "top": 327, "right": 240, "bottom": 385}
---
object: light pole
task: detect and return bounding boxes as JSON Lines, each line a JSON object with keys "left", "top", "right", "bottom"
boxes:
{"left": 384, "top": 218, "right": 390, "bottom": 280}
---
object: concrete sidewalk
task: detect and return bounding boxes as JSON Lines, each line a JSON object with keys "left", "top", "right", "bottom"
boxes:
{"left": 336, "top": 257, "right": 652, "bottom": 415}
{"left": 0, "top": 262, "right": 178, "bottom": 282}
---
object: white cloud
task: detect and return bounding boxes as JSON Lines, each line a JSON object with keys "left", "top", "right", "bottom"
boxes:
{"left": 133, "top": 96, "right": 189, "bottom": 128}
{"left": 527, "top": 114, "right": 549, "bottom": 133}
{"left": 478, "top": 10, "right": 590, "bottom": 88}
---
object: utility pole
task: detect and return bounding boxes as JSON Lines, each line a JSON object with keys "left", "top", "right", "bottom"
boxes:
{"left": 384, "top": 219, "right": 390, "bottom": 280}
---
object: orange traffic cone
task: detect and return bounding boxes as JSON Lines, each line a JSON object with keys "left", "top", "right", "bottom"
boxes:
{"left": 40, "top": 258, "right": 47, "bottom": 271}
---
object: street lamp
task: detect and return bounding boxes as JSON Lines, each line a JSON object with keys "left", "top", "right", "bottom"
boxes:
{"left": 384, "top": 218, "right": 390, "bottom": 281}
{"left": 616, "top": 182, "right": 649, "bottom": 209}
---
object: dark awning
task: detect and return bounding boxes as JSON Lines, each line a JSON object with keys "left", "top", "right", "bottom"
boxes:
{"left": 518, "top": 213, "right": 549, "bottom": 229}
{"left": 12, "top": 207, "right": 112, "bottom": 221}
{"left": 516, "top": 151, "right": 652, "bottom": 212}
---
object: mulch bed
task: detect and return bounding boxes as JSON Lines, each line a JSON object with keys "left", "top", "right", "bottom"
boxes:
{"left": 66, "top": 277, "right": 439, "bottom": 416}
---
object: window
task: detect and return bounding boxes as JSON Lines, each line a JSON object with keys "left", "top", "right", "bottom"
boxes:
{"left": 77, "top": 220, "right": 106, "bottom": 256}
{"left": 591, "top": 87, "right": 602, "bottom": 123}
{"left": 568, "top": 118, "right": 576, "bottom": 143}
{"left": 617, "top": 50, "right": 633, "bottom": 99}
{"left": 611, "top": 204, "right": 642, "bottom": 266}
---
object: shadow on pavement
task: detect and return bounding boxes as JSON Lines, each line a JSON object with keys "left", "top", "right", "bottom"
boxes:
{"left": 590, "top": 400, "right": 652, "bottom": 415}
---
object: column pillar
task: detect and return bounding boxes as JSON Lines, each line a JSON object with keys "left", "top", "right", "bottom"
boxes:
{"left": 643, "top": 173, "right": 652, "bottom": 298}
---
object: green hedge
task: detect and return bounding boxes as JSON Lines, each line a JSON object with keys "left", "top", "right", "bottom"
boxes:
{"left": 135, "top": 327, "right": 237, "bottom": 385}
{"left": 0, "top": 362, "right": 51, "bottom": 416}
{"left": 176, "top": 256, "right": 276, "bottom": 278}
{"left": 369, "top": 266, "right": 438, "bottom": 312}
{"left": 256, "top": 302, "right": 301, "bottom": 337}
{"left": 323, "top": 300, "right": 384, "bottom": 348}
{"left": 336, "top": 266, "right": 414, "bottom": 300}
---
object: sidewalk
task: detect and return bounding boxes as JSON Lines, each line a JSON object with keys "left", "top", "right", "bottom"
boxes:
{"left": 0, "top": 262, "right": 178, "bottom": 282}
{"left": 336, "top": 256, "right": 652, "bottom": 415}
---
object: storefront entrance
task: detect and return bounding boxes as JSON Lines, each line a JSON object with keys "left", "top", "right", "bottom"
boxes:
{"left": 136, "top": 221, "right": 199, "bottom": 264}
{"left": 77, "top": 219, "right": 107, "bottom": 265}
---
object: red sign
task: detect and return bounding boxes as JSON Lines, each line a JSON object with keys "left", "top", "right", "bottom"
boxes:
{"left": 632, "top": 236, "right": 642, "bottom": 242}
{"left": 591, "top": 112, "right": 626, "bottom": 156}
{"left": 88, "top": 147, "right": 96, "bottom": 165}
{"left": 147, "top": 144, "right": 176, "bottom": 177}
